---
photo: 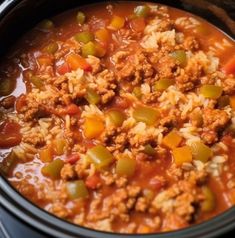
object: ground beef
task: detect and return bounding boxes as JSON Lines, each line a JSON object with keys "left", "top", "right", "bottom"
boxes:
{"left": 22, "top": 105, "right": 47, "bottom": 121}
{"left": 152, "top": 180, "right": 201, "bottom": 222}
{"left": 61, "top": 163, "right": 76, "bottom": 180}
{"left": 95, "top": 69, "right": 117, "bottom": 104}
{"left": 112, "top": 51, "right": 130, "bottom": 70}
{"left": 101, "top": 127, "right": 128, "bottom": 153}
{"left": 162, "top": 213, "right": 187, "bottom": 231}
{"left": 115, "top": 51, "right": 154, "bottom": 85}
{"left": 222, "top": 76, "right": 235, "bottom": 95}
{"left": 182, "top": 36, "right": 199, "bottom": 51}
{"left": 201, "top": 129, "right": 218, "bottom": 145}
{"left": 160, "top": 114, "right": 177, "bottom": 128}
{"left": 51, "top": 202, "right": 69, "bottom": 218}
{"left": 201, "top": 108, "right": 230, "bottom": 144}
{"left": 135, "top": 197, "right": 149, "bottom": 212}
{"left": 22, "top": 132, "right": 45, "bottom": 146}
{"left": 75, "top": 160, "right": 91, "bottom": 179}
{"left": 175, "top": 61, "right": 202, "bottom": 92}
{"left": 153, "top": 54, "right": 176, "bottom": 79}
{"left": 203, "top": 108, "right": 230, "bottom": 131}
{"left": 142, "top": 89, "right": 161, "bottom": 104}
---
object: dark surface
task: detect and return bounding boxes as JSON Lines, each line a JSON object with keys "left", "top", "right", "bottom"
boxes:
{"left": 0, "top": 205, "right": 47, "bottom": 238}
{"left": 0, "top": 0, "right": 235, "bottom": 238}
{"left": 0, "top": 201, "right": 235, "bottom": 238}
{"left": 0, "top": 0, "right": 234, "bottom": 55}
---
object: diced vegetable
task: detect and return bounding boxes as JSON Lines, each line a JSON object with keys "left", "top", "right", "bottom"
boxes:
{"left": 190, "top": 141, "right": 212, "bottom": 163}
{"left": 154, "top": 78, "right": 174, "bottom": 91}
{"left": 0, "top": 151, "right": 18, "bottom": 176}
{"left": 172, "top": 146, "right": 192, "bottom": 165}
{"left": 76, "top": 11, "right": 86, "bottom": 24}
{"left": 82, "top": 42, "right": 96, "bottom": 57}
{"left": 134, "top": 5, "right": 150, "bottom": 18}
{"left": 132, "top": 86, "right": 142, "bottom": 99}
{"left": 94, "top": 42, "right": 107, "bottom": 57}
{"left": 200, "top": 85, "right": 223, "bottom": 99}
{"left": 218, "top": 95, "right": 230, "bottom": 108}
{"left": 109, "top": 16, "right": 125, "bottom": 30}
{"left": 44, "top": 42, "right": 58, "bottom": 54}
{"left": 230, "top": 96, "right": 235, "bottom": 110}
{"left": 95, "top": 29, "right": 110, "bottom": 44}
{"left": 63, "top": 104, "right": 81, "bottom": 115}
{"left": 30, "top": 75, "right": 44, "bottom": 88}
{"left": 0, "top": 78, "right": 16, "bottom": 96}
{"left": 41, "top": 159, "right": 64, "bottom": 179}
{"left": 57, "top": 62, "right": 70, "bottom": 75}
{"left": 143, "top": 144, "right": 155, "bottom": 156}
{"left": 113, "top": 96, "right": 130, "bottom": 109}
{"left": 107, "top": 109, "right": 126, "bottom": 127}
{"left": 137, "top": 225, "right": 151, "bottom": 234}
{"left": 85, "top": 173, "right": 101, "bottom": 189}
{"left": 85, "top": 88, "right": 100, "bottom": 105}
{"left": 87, "top": 145, "right": 114, "bottom": 170}
{"left": 84, "top": 117, "right": 104, "bottom": 139}
{"left": 133, "top": 106, "right": 160, "bottom": 125}
{"left": 39, "top": 147, "right": 53, "bottom": 162}
{"left": 66, "top": 154, "right": 80, "bottom": 164}
{"left": 37, "top": 56, "right": 53, "bottom": 67}
{"left": 129, "top": 17, "right": 146, "bottom": 32}
{"left": 52, "top": 138, "right": 66, "bottom": 155}
{"left": 222, "top": 56, "right": 235, "bottom": 75}
{"left": 201, "top": 186, "right": 215, "bottom": 212}
{"left": 74, "top": 32, "right": 94, "bottom": 44}
{"left": 66, "top": 53, "right": 92, "bottom": 71}
{"left": 116, "top": 156, "right": 136, "bottom": 177}
{"left": 66, "top": 180, "right": 88, "bottom": 199}
{"left": 190, "top": 111, "right": 203, "bottom": 127}
{"left": 162, "top": 131, "right": 182, "bottom": 149}
{"left": 170, "top": 50, "right": 187, "bottom": 67}
{"left": 38, "top": 19, "right": 54, "bottom": 30}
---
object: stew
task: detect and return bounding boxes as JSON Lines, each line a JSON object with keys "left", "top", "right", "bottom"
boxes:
{"left": 0, "top": 1, "right": 235, "bottom": 234}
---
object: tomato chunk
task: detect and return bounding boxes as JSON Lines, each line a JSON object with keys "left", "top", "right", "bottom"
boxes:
{"left": 65, "top": 104, "right": 81, "bottom": 115}
{"left": 66, "top": 53, "right": 92, "bottom": 71}
{"left": 57, "top": 62, "right": 70, "bottom": 75}
{"left": 66, "top": 154, "right": 80, "bottom": 164}
{"left": 0, "top": 121, "right": 22, "bottom": 148}
{"left": 85, "top": 173, "right": 101, "bottom": 189}
{"left": 222, "top": 56, "right": 235, "bottom": 75}
{"left": 15, "top": 94, "right": 27, "bottom": 112}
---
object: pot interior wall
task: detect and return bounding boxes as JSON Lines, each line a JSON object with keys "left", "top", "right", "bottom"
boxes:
{"left": 0, "top": 0, "right": 234, "bottom": 56}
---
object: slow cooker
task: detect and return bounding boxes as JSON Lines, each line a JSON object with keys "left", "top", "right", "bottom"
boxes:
{"left": 0, "top": 0, "right": 235, "bottom": 237}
